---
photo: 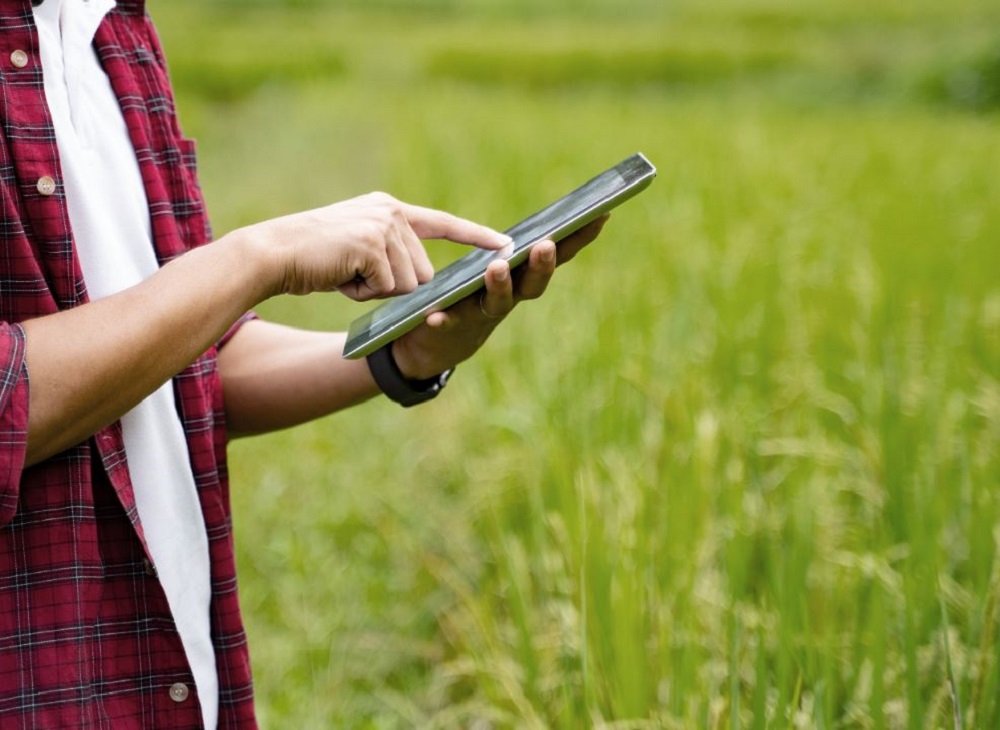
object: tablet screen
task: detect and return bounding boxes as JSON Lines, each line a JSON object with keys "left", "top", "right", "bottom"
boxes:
{"left": 343, "top": 152, "right": 656, "bottom": 358}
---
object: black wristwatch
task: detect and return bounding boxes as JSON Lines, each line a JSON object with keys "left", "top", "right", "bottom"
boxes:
{"left": 366, "top": 343, "right": 453, "bottom": 408}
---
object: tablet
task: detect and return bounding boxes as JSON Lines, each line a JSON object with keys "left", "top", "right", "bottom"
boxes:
{"left": 342, "top": 152, "right": 656, "bottom": 359}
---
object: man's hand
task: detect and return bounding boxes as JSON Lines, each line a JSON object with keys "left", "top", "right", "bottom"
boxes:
{"left": 390, "top": 215, "right": 610, "bottom": 380}
{"left": 246, "top": 191, "right": 510, "bottom": 300}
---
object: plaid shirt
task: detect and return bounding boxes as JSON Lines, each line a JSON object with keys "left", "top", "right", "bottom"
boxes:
{"left": 0, "top": 1, "right": 256, "bottom": 727}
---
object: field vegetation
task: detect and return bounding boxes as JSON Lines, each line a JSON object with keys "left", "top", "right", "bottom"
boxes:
{"left": 155, "top": 1, "right": 1000, "bottom": 726}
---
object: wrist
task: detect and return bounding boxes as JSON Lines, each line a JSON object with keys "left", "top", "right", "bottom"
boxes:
{"left": 222, "top": 224, "right": 285, "bottom": 303}
{"left": 390, "top": 337, "right": 436, "bottom": 381}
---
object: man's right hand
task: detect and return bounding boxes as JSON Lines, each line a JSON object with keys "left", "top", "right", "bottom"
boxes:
{"left": 238, "top": 192, "right": 511, "bottom": 301}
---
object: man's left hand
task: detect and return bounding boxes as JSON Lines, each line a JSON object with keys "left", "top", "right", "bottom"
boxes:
{"left": 390, "top": 215, "right": 609, "bottom": 380}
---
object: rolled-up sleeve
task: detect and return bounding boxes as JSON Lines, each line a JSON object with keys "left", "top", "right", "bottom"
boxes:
{"left": 0, "top": 323, "right": 29, "bottom": 523}
{"left": 218, "top": 311, "right": 258, "bottom": 349}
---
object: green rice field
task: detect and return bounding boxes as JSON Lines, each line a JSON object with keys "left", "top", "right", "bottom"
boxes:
{"left": 155, "top": 1, "right": 1000, "bottom": 726}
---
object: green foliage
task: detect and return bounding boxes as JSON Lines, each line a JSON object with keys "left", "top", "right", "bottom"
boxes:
{"left": 922, "top": 44, "right": 1000, "bottom": 111}
{"left": 425, "top": 46, "right": 798, "bottom": 91}
{"left": 167, "top": 47, "right": 344, "bottom": 103}
{"left": 197, "top": 0, "right": 667, "bottom": 20}
{"left": 155, "top": 0, "right": 1000, "bottom": 727}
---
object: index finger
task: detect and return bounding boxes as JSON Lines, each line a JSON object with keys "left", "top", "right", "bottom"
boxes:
{"left": 401, "top": 203, "right": 512, "bottom": 250}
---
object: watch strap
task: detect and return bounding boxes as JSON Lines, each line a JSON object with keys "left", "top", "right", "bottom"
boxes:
{"left": 366, "top": 343, "right": 452, "bottom": 408}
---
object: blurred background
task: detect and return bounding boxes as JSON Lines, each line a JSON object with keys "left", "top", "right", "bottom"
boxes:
{"left": 155, "top": 0, "right": 999, "bottom": 727}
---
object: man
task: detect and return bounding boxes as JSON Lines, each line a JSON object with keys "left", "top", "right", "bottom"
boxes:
{"left": 0, "top": 0, "right": 604, "bottom": 727}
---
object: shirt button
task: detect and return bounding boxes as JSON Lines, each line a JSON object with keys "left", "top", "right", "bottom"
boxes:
{"left": 10, "top": 50, "right": 29, "bottom": 69}
{"left": 142, "top": 558, "right": 157, "bottom": 577}
{"left": 36, "top": 176, "right": 56, "bottom": 196}
{"left": 168, "top": 683, "right": 190, "bottom": 703}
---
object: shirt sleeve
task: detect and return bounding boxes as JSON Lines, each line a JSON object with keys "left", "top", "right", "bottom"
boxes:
{"left": 218, "top": 311, "right": 259, "bottom": 349}
{"left": 0, "top": 311, "right": 253, "bottom": 521}
{"left": 0, "top": 323, "right": 30, "bottom": 525}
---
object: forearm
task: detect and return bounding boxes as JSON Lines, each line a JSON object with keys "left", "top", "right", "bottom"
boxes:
{"left": 217, "top": 319, "right": 381, "bottom": 437}
{"left": 22, "top": 233, "right": 274, "bottom": 466}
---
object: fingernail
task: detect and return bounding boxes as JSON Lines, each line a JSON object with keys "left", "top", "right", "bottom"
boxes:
{"left": 540, "top": 245, "right": 555, "bottom": 263}
{"left": 494, "top": 264, "right": 509, "bottom": 282}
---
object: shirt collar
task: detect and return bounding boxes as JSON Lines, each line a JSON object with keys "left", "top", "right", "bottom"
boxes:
{"left": 33, "top": 0, "right": 117, "bottom": 50}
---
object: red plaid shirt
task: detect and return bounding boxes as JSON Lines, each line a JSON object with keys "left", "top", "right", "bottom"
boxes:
{"left": 0, "top": 1, "right": 256, "bottom": 726}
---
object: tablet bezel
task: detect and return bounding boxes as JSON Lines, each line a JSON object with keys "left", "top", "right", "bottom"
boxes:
{"left": 342, "top": 152, "right": 656, "bottom": 359}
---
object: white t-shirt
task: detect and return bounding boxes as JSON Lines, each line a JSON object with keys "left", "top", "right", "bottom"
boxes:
{"left": 32, "top": 1, "right": 218, "bottom": 727}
